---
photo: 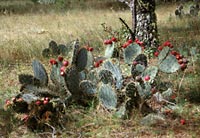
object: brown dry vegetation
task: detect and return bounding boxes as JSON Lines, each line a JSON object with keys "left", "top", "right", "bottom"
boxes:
{"left": 0, "top": 2, "right": 200, "bottom": 138}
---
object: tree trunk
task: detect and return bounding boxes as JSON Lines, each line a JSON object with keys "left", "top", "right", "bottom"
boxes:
{"left": 135, "top": 0, "right": 158, "bottom": 48}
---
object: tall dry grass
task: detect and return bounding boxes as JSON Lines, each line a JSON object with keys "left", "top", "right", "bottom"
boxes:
{"left": 0, "top": 9, "right": 131, "bottom": 65}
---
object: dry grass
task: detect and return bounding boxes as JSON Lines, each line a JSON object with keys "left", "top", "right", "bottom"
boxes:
{"left": 0, "top": 2, "right": 200, "bottom": 138}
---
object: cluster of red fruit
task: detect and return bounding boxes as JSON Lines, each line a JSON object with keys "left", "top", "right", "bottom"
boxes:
{"left": 122, "top": 38, "right": 144, "bottom": 49}
{"left": 171, "top": 50, "right": 188, "bottom": 71}
{"left": 154, "top": 41, "right": 188, "bottom": 71}
{"left": 50, "top": 56, "right": 69, "bottom": 76}
{"left": 103, "top": 37, "right": 117, "bottom": 45}
{"left": 154, "top": 40, "right": 174, "bottom": 57}
{"left": 94, "top": 59, "right": 104, "bottom": 68}
{"left": 35, "top": 97, "right": 50, "bottom": 105}
{"left": 85, "top": 46, "right": 94, "bottom": 52}
{"left": 5, "top": 97, "right": 23, "bottom": 107}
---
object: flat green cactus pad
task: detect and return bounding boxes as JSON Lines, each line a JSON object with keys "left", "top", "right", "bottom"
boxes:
{"left": 87, "top": 69, "right": 99, "bottom": 85}
{"left": 76, "top": 47, "right": 88, "bottom": 72}
{"left": 104, "top": 43, "right": 115, "bottom": 58}
{"left": 79, "top": 80, "right": 97, "bottom": 95}
{"left": 158, "top": 47, "right": 170, "bottom": 63}
{"left": 98, "top": 83, "right": 117, "bottom": 110}
{"left": 64, "top": 65, "right": 81, "bottom": 96}
{"left": 103, "top": 59, "right": 123, "bottom": 89}
{"left": 76, "top": 47, "right": 94, "bottom": 72}
{"left": 159, "top": 54, "right": 180, "bottom": 73}
{"left": 123, "top": 43, "right": 142, "bottom": 64}
{"left": 98, "top": 69, "right": 114, "bottom": 84}
{"left": 32, "top": 60, "right": 48, "bottom": 87}
{"left": 142, "top": 66, "right": 158, "bottom": 82}
{"left": 71, "top": 40, "right": 80, "bottom": 65}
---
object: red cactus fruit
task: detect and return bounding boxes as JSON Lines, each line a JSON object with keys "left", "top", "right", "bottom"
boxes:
{"left": 50, "top": 59, "right": 57, "bottom": 65}
{"left": 94, "top": 62, "right": 100, "bottom": 68}
{"left": 122, "top": 42, "right": 130, "bottom": 48}
{"left": 180, "top": 63, "right": 187, "bottom": 71}
{"left": 111, "top": 37, "right": 117, "bottom": 42}
{"left": 180, "top": 119, "right": 186, "bottom": 125}
{"left": 60, "top": 71, "right": 65, "bottom": 76}
{"left": 104, "top": 39, "right": 112, "bottom": 45}
{"left": 144, "top": 75, "right": 150, "bottom": 81}
{"left": 133, "top": 61, "right": 138, "bottom": 66}
{"left": 43, "top": 100, "right": 48, "bottom": 105}
{"left": 176, "top": 54, "right": 181, "bottom": 60}
{"left": 88, "top": 47, "right": 94, "bottom": 52}
{"left": 58, "top": 56, "right": 64, "bottom": 62}
{"left": 170, "top": 50, "right": 177, "bottom": 56}
{"left": 178, "top": 59, "right": 183, "bottom": 64}
{"left": 62, "top": 60, "right": 69, "bottom": 67}
{"left": 99, "top": 59, "right": 103, "bottom": 64}
{"left": 60, "top": 66, "right": 65, "bottom": 72}
{"left": 128, "top": 39, "right": 133, "bottom": 44}
{"left": 35, "top": 100, "right": 41, "bottom": 105}
{"left": 154, "top": 51, "right": 159, "bottom": 57}
{"left": 158, "top": 46, "right": 163, "bottom": 51}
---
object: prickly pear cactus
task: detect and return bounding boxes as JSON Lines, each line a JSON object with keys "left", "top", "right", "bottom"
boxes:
{"left": 98, "top": 69, "right": 114, "bottom": 84}
{"left": 123, "top": 43, "right": 142, "bottom": 64}
{"left": 125, "top": 81, "right": 140, "bottom": 115}
{"left": 136, "top": 82, "right": 152, "bottom": 98}
{"left": 102, "top": 59, "right": 123, "bottom": 89}
{"left": 79, "top": 80, "right": 97, "bottom": 95}
{"left": 142, "top": 66, "right": 158, "bottom": 82}
{"left": 58, "top": 44, "right": 68, "bottom": 56}
{"left": 76, "top": 47, "right": 94, "bottom": 72}
{"left": 32, "top": 60, "right": 48, "bottom": 87}
{"left": 158, "top": 47, "right": 170, "bottom": 62}
{"left": 18, "top": 74, "right": 41, "bottom": 86}
{"left": 70, "top": 40, "right": 80, "bottom": 65}
{"left": 87, "top": 69, "right": 99, "bottom": 85}
{"left": 98, "top": 83, "right": 117, "bottom": 110}
{"left": 105, "top": 43, "right": 115, "bottom": 58}
{"left": 50, "top": 62, "right": 66, "bottom": 94}
{"left": 159, "top": 54, "right": 180, "bottom": 73}
{"left": 131, "top": 54, "right": 148, "bottom": 78}
{"left": 64, "top": 65, "right": 81, "bottom": 97}
{"left": 49, "top": 40, "right": 59, "bottom": 56}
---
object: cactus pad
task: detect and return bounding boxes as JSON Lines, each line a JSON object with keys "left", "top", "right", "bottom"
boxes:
{"left": 70, "top": 40, "right": 80, "bottom": 65}
{"left": 158, "top": 47, "right": 170, "bottom": 63}
{"left": 123, "top": 43, "right": 142, "bottom": 64}
{"left": 18, "top": 74, "right": 41, "bottom": 86}
{"left": 104, "top": 43, "right": 115, "bottom": 58}
{"left": 87, "top": 69, "right": 99, "bottom": 85}
{"left": 49, "top": 40, "right": 59, "bottom": 56}
{"left": 142, "top": 66, "right": 158, "bottom": 82}
{"left": 76, "top": 47, "right": 94, "bottom": 72}
{"left": 42, "top": 48, "right": 50, "bottom": 58}
{"left": 32, "top": 60, "right": 48, "bottom": 86}
{"left": 64, "top": 65, "right": 81, "bottom": 97}
{"left": 98, "top": 83, "right": 117, "bottom": 110}
{"left": 79, "top": 80, "right": 97, "bottom": 95}
{"left": 159, "top": 54, "right": 180, "bottom": 73}
{"left": 103, "top": 59, "right": 123, "bottom": 89}
{"left": 98, "top": 69, "right": 114, "bottom": 84}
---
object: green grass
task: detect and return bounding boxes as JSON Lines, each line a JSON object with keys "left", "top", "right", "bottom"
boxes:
{"left": 0, "top": 2, "right": 200, "bottom": 137}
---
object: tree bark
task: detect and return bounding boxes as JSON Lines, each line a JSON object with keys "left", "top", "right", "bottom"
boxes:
{"left": 135, "top": 0, "right": 159, "bottom": 48}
